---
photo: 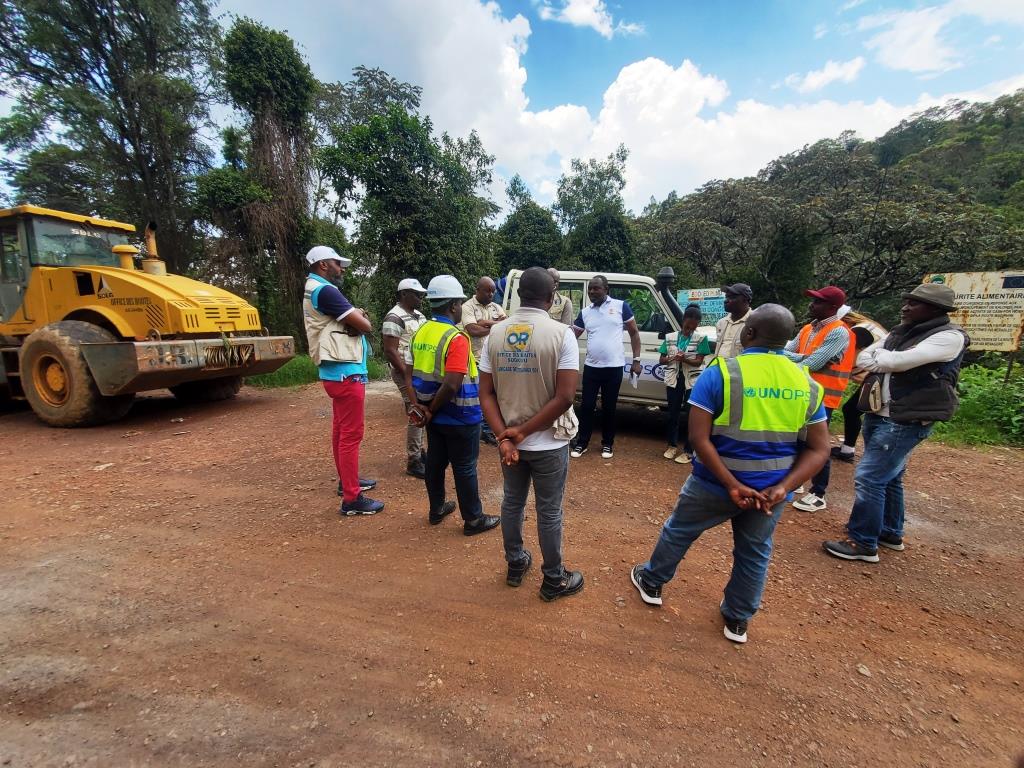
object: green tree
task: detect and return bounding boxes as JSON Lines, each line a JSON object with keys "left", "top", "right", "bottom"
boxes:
{"left": 553, "top": 144, "right": 629, "bottom": 230}
{"left": 563, "top": 201, "right": 635, "bottom": 273}
{"left": 0, "top": 0, "right": 219, "bottom": 273}
{"left": 495, "top": 201, "right": 562, "bottom": 274}
{"left": 321, "top": 106, "right": 497, "bottom": 322}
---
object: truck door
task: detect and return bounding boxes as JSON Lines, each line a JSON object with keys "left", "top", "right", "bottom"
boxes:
{"left": 0, "top": 221, "right": 27, "bottom": 325}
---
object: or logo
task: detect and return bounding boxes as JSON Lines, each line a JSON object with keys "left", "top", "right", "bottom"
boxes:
{"left": 929, "top": 275, "right": 946, "bottom": 284}
{"left": 504, "top": 323, "right": 533, "bottom": 352}
{"left": 97, "top": 277, "right": 114, "bottom": 299}
{"left": 743, "top": 387, "right": 757, "bottom": 397}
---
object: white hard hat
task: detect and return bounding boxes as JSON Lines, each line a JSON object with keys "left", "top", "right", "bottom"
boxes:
{"left": 305, "top": 245, "right": 352, "bottom": 267}
{"left": 425, "top": 275, "right": 466, "bottom": 301}
{"left": 397, "top": 278, "right": 427, "bottom": 294}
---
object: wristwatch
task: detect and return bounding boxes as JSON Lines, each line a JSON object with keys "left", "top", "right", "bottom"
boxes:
{"left": 632, "top": 356, "right": 641, "bottom": 362}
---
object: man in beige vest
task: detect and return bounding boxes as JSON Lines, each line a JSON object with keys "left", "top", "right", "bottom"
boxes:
{"left": 546, "top": 268, "right": 574, "bottom": 324}
{"left": 461, "top": 276, "right": 507, "bottom": 445}
{"left": 478, "top": 267, "right": 584, "bottom": 602}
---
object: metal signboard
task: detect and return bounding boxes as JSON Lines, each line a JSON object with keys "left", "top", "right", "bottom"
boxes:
{"left": 925, "top": 271, "right": 1024, "bottom": 351}
{"left": 676, "top": 287, "right": 726, "bottom": 326}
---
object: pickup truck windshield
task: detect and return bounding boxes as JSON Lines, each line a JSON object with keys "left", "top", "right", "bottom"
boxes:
{"left": 28, "top": 218, "right": 129, "bottom": 268}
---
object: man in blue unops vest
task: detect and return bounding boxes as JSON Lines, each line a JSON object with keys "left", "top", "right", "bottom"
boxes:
{"left": 630, "top": 304, "right": 830, "bottom": 644}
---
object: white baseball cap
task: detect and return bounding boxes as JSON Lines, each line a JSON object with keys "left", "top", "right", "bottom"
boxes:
{"left": 397, "top": 278, "right": 426, "bottom": 293}
{"left": 305, "top": 245, "right": 352, "bottom": 267}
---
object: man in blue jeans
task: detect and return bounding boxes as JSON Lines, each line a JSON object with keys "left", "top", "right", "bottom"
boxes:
{"left": 479, "top": 267, "right": 584, "bottom": 601}
{"left": 630, "top": 304, "right": 830, "bottom": 644}
{"left": 824, "top": 283, "right": 967, "bottom": 562}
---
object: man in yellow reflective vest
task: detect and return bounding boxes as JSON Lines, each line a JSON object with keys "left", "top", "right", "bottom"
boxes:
{"left": 630, "top": 304, "right": 830, "bottom": 644}
{"left": 406, "top": 275, "right": 500, "bottom": 536}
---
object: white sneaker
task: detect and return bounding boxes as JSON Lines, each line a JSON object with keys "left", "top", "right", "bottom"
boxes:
{"left": 673, "top": 452, "right": 691, "bottom": 464}
{"left": 570, "top": 445, "right": 588, "bottom": 458}
{"left": 601, "top": 446, "right": 614, "bottom": 459}
{"left": 792, "top": 492, "right": 827, "bottom": 512}
{"left": 794, "top": 485, "right": 805, "bottom": 494}
{"left": 663, "top": 447, "right": 679, "bottom": 460}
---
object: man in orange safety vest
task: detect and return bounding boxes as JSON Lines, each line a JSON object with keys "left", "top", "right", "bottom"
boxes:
{"left": 785, "top": 285, "right": 856, "bottom": 513}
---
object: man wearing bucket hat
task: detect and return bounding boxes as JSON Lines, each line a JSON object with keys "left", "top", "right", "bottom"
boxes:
{"left": 785, "top": 285, "right": 856, "bottom": 513}
{"left": 302, "top": 245, "right": 384, "bottom": 516}
{"left": 406, "top": 275, "right": 500, "bottom": 537}
{"left": 823, "top": 283, "right": 968, "bottom": 562}
{"left": 382, "top": 278, "right": 429, "bottom": 478}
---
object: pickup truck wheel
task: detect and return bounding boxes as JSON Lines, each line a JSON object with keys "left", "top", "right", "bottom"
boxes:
{"left": 169, "top": 375, "right": 243, "bottom": 403}
{"left": 21, "top": 321, "right": 134, "bottom": 427}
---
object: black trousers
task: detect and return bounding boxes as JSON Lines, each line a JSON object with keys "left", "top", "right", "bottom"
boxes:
{"left": 576, "top": 365, "right": 623, "bottom": 449}
{"left": 842, "top": 385, "right": 864, "bottom": 447}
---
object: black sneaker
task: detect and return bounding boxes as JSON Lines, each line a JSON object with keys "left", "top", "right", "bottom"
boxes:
{"left": 629, "top": 564, "right": 662, "bottom": 606}
{"left": 506, "top": 550, "right": 533, "bottom": 587}
{"left": 480, "top": 431, "right": 499, "bottom": 446}
{"left": 823, "top": 538, "right": 880, "bottom": 563}
{"left": 539, "top": 570, "right": 584, "bottom": 602}
{"left": 406, "top": 461, "right": 426, "bottom": 479}
{"left": 340, "top": 493, "right": 384, "bottom": 516}
{"left": 429, "top": 501, "right": 456, "bottom": 526}
{"left": 877, "top": 532, "right": 905, "bottom": 551}
{"left": 336, "top": 478, "right": 378, "bottom": 496}
{"left": 722, "top": 616, "right": 748, "bottom": 644}
{"left": 830, "top": 446, "right": 855, "bottom": 463}
{"left": 463, "top": 514, "right": 500, "bottom": 537}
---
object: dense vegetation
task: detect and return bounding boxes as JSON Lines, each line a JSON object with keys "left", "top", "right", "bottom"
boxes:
{"left": 2, "top": 1, "right": 1021, "bottom": 338}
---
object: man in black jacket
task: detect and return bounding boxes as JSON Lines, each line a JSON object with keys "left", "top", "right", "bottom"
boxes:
{"left": 823, "top": 283, "right": 968, "bottom": 562}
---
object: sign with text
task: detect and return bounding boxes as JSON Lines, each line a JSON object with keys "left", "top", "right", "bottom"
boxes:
{"left": 925, "top": 271, "right": 1024, "bottom": 351}
{"left": 676, "top": 287, "right": 726, "bottom": 325}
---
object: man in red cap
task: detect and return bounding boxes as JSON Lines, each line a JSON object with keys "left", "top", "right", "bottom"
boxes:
{"left": 785, "top": 286, "right": 856, "bottom": 513}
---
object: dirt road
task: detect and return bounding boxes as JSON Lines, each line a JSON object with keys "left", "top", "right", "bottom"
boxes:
{"left": 1, "top": 383, "right": 1022, "bottom": 767}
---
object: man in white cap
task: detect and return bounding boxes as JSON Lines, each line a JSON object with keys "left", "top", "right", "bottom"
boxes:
{"left": 302, "top": 245, "right": 384, "bottom": 516}
{"left": 382, "top": 278, "right": 428, "bottom": 478}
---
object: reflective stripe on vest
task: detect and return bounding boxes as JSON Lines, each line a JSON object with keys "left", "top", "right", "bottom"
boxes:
{"left": 797, "top": 320, "right": 856, "bottom": 409}
{"left": 711, "top": 355, "right": 823, "bottom": 473}
{"left": 410, "top": 320, "right": 480, "bottom": 415}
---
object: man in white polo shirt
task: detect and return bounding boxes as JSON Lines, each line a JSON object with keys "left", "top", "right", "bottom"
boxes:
{"left": 570, "top": 275, "right": 642, "bottom": 459}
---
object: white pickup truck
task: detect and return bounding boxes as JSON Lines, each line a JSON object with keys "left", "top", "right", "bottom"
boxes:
{"left": 499, "top": 267, "right": 717, "bottom": 408}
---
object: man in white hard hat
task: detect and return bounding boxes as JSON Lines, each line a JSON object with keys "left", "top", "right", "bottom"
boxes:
{"left": 302, "top": 245, "right": 383, "bottom": 516}
{"left": 405, "top": 275, "right": 500, "bottom": 536}
{"left": 382, "top": 278, "right": 428, "bottom": 478}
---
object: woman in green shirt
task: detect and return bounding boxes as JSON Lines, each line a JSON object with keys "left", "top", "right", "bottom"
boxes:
{"left": 659, "top": 304, "right": 713, "bottom": 464}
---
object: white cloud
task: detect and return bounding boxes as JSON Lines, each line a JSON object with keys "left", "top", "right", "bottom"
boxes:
{"left": 840, "top": 0, "right": 867, "bottom": 11}
{"left": 859, "top": 6, "right": 960, "bottom": 74}
{"left": 856, "top": 1, "right": 1024, "bottom": 75}
{"left": 813, "top": 23, "right": 828, "bottom": 40}
{"left": 785, "top": 57, "right": 866, "bottom": 93}
{"left": 536, "top": 0, "right": 643, "bottom": 39}
{"left": 214, "top": 0, "right": 1024, "bottom": 216}
{"left": 984, "top": 34, "right": 1002, "bottom": 46}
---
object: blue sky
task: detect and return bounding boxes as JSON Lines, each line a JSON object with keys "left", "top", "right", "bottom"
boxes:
{"left": 213, "top": 0, "right": 1023, "bottom": 211}
{"left": 6, "top": 0, "right": 1024, "bottom": 213}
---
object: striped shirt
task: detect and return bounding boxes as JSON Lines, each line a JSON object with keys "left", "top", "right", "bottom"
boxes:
{"left": 783, "top": 314, "right": 849, "bottom": 373}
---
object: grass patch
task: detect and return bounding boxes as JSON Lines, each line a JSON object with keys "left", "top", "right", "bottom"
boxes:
{"left": 247, "top": 354, "right": 390, "bottom": 389}
{"left": 832, "top": 362, "right": 1024, "bottom": 447}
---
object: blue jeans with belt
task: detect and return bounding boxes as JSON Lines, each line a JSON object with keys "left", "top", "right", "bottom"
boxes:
{"left": 846, "top": 414, "right": 933, "bottom": 548}
{"left": 641, "top": 475, "right": 785, "bottom": 622}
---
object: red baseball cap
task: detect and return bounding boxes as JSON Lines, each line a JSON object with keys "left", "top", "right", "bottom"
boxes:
{"left": 805, "top": 286, "right": 846, "bottom": 306}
